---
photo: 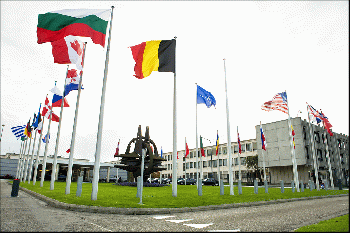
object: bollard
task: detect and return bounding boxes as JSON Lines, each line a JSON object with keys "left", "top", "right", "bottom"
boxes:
{"left": 309, "top": 180, "right": 313, "bottom": 191}
{"left": 338, "top": 179, "right": 343, "bottom": 190}
{"left": 291, "top": 180, "right": 295, "bottom": 193}
{"left": 11, "top": 179, "right": 20, "bottom": 197}
{"left": 136, "top": 176, "right": 141, "bottom": 198}
{"left": 280, "top": 180, "right": 284, "bottom": 193}
{"left": 324, "top": 180, "right": 328, "bottom": 190}
{"left": 220, "top": 180, "right": 224, "bottom": 195}
{"left": 300, "top": 180, "right": 304, "bottom": 192}
{"left": 76, "top": 176, "right": 83, "bottom": 197}
{"left": 254, "top": 179, "right": 258, "bottom": 194}
{"left": 198, "top": 178, "right": 202, "bottom": 196}
{"left": 264, "top": 180, "right": 268, "bottom": 193}
{"left": 238, "top": 180, "right": 242, "bottom": 195}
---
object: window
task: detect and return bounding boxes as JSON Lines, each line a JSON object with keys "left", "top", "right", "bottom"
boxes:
{"left": 168, "top": 164, "right": 170, "bottom": 170}
{"left": 183, "top": 163, "right": 186, "bottom": 170}
{"left": 219, "top": 159, "right": 223, "bottom": 166}
{"left": 223, "top": 159, "right": 227, "bottom": 166}
{"left": 190, "top": 162, "right": 193, "bottom": 168}
{"left": 194, "top": 162, "right": 196, "bottom": 168}
{"left": 314, "top": 132, "right": 320, "bottom": 143}
{"left": 241, "top": 157, "right": 246, "bottom": 165}
{"left": 253, "top": 142, "right": 257, "bottom": 151}
{"left": 190, "top": 151, "right": 194, "bottom": 158}
{"left": 303, "top": 126, "right": 307, "bottom": 140}
{"left": 222, "top": 147, "right": 226, "bottom": 155}
{"left": 213, "top": 160, "right": 217, "bottom": 167}
{"left": 317, "top": 149, "right": 323, "bottom": 161}
{"left": 234, "top": 158, "right": 238, "bottom": 165}
{"left": 207, "top": 149, "right": 212, "bottom": 156}
{"left": 305, "top": 146, "right": 309, "bottom": 160}
{"left": 246, "top": 143, "right": 252, "bottom": 152}
{"left": 203, "top": 161, "right": 207, "bottom": 168}
{"left": 186, "top": 163, "right": 189, "bottom": 169}
{"left": 241, "top": 144, "right": 245, "bottom": 152}
{"left": 234, "top": 145, "right": 238, "bottom": 153}
{"left": 183, "top": 157, "right": 185, "bottom": 162}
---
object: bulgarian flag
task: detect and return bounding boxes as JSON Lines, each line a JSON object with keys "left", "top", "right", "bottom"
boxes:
{"left": 130, "top": 40, "right": 175, "bottom": 79}
{"left": 37, "top": 9, "right": 110, "bottom": 47}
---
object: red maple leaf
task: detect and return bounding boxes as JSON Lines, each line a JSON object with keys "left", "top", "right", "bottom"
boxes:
{"left": 70, "top": 40, "right": 82, "bottom": 56}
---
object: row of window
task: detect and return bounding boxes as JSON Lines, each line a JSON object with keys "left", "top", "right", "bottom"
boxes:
{"left": 164, "top": 143, "right": 255, "bottom": 161}
{"left": 165, "top": 158, "right": 248, "bottom": 171}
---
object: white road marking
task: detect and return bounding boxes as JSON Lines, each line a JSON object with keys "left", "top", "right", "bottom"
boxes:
{"left": 165, "top": 219, "right": 193, "bottom": 223}
{"left": 153, "top": 216, "right": 175, "bottom": 219}
{"left": 90, "top": 222, "right": 112, "bottom": 232}
{"left": 208, "top": 229, "right": 241, "bottom": 232}
{"left": 183, "top": 223, "right": 214, "bottom": 228}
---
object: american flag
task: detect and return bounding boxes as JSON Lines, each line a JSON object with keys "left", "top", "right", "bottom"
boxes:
{"left": 261, "top": 92, "right": 288, "bottom": 114}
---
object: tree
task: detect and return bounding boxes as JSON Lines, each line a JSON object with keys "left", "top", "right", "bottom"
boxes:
{"left": 245, "top": 155, "right": 262, "bottom": 183}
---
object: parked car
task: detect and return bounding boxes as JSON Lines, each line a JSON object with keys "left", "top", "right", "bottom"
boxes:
{"left": 161, "top": 178, "right": 171, "bottom": 184}
{"left": 202, "top": 178, "right": 219, "bottom": 186}
{"left": 177, "top": 178, "right": 185, "bottom": 184}
{"left": 178, "top": 178, "right": 196, "bottom": 185}
{"left": 57, "top": 174, "right": 67, "bottom": 181}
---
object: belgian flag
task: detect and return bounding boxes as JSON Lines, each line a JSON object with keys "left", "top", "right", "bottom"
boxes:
{"left": 130, "top": 39, "right": 175, "bottom": 79}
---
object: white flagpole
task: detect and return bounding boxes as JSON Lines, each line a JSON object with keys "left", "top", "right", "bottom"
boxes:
{"left": 33, "top": 116, "right": 45, "bottom": 185}
{"left": 237, "top": 126, "right": 242, "bottom": 181}
{"left": 23, "top": 118, "right": 33, "bottom": 182}
{"left": 285, "top": 90, "right": 299, "bottom": 192}
{"left": 50, "top": 67, "right": 69, "bottom": 190}
{"left": 66, "top": 42, "right": 87, "bottom": 195}
{"left": 184, "top": 137, "right": 187, "bottom": 185}
{"left": 28, "top": 125, "right": 38, "bottom": 183}
{"left": 224, "top": 59, "right": 234, "bottom": 195}
{"left": 217, "top": 130, "right": 221, "bottom": 185}
{"left": 40, "top": 95, "right": 53, "bottom": 187}
{"left": 195, "top": 83, "right": 199, "bottom": 189}
{"left": 321, "top": 110, "right": 334, "bottom": 189}
{"left": 260, "top": 122, "right": 267, "bottom": 183}
{"left": 19, "top": 138, "right": 28, "bottom": 181}
{"left": 16, "top": 140, "right": 24, "bottom": 179}
{"left": 306, "top": 104, "right": 320, "bottom": 191}
{"left": 172, "top": 36, "right": 177, "bottom": 197}
{"left": 91, "top": 6, "right": 114, "bottom": 201}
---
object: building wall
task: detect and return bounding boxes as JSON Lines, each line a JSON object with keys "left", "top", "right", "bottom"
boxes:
{"left": 161, "top": 139, "right": 258, "bottom": 183}
{"left": 255, "top": 117, "right": 349, "bottom": 185}
{"left": 99, "top": 167, "right": 127, "bottom": 181}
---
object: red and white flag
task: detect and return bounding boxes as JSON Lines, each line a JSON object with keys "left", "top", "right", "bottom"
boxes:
{"left": 42, "top": 96, "right": 60, "bottom": 122}
{"left": 185, "top": 138, "right": 189, "bottom": 158}
{"left": 51, "top": 35, "right": 84, "bottom": 70}
{"left": 114, "top": 139, "right": 120, "bottom": 157}
{"left": 261, "top": 92, "right": 288, "bottom": 114}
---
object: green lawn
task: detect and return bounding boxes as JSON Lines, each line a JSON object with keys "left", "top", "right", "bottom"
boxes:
{"left": 17, "top": 181, "right": 348, "bottom": 208}
{"left": 294, "top": 214, "right": 349, "bottom": 232}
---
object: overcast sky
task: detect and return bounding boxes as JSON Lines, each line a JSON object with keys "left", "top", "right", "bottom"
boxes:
{"left": 1, "top": 1, "right": 348, "bottom": 163}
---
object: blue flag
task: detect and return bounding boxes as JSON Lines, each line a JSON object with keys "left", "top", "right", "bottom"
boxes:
{"left": 197, "top": 85, "right": 216, "bottom": 108}
{"left": 32, "top": 104, "right": 41, "bottom": 129}
{"left": 161, "top": 146, "right": 163, "bottom": 158}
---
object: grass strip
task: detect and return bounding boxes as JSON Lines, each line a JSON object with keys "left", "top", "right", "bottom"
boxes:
{"left": 17, "top": 181, "right": 348, "bottom": 209}
{"left": 294, "top": 214, "right": 349, "bottom": 232}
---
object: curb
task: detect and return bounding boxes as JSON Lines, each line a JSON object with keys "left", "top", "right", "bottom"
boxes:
{"left": 16, "top": 183, "right": 349, "bottom": 215}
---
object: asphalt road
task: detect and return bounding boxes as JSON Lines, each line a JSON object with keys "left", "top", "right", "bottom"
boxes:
{"left": 1, "top": 179, "right": 348, "bottom": 232}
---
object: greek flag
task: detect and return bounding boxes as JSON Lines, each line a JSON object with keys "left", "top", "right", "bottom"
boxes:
{"left": 11, "top": 125, "right": 25, "bottom": 140}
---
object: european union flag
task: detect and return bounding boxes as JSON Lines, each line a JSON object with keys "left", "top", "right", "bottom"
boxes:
{"left": 197, "top": 85, "right": 216, "bottom": 108}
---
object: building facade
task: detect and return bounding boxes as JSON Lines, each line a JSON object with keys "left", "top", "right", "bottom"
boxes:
{"left": 161, "top": 139, "right": 258, "bottom": 183}
{"left": 255, "top": 117, "right": 349, "bottom": 186}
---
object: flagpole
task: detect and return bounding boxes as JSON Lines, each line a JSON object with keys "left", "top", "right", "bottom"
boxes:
{"left": 40, "top": 94, "right": 53, "bottom": 187}
{"left": 237, "top": 126, "right": 242, "bottom": 181}
{"left": 320, "top": 110, "right": 334, "bottom": 189}
{"left": 195, "top": 83, "right": 199, "bottom": 189}
{"left": 91, "top": 6, "right": 114, "bottom": 201}
{"left": 19, "top": 138, "right": 28, "bottom": 181}
{"left": 28, "top": 125, "right": 38, "bottom": 183}
{"left": 23, "top": 118, "right": 33, "bottom": 182}
{"left": 184, "top": 137, "right": 187, "bottom": 185}
{"left": 217, "top": 130, "right": 221, "bottom": 185}
{"left": 224, "top": 59, "right": 234, "bottom": 195}
{"left": 66, "top": 42, "right": 87, "bottom": 195}
{"left": 16, "top": 140, "right": 24, "bottom": 179}
{"left": 306, "top": 104, "right": 320, "bottom": 191}
{"left": 172, "top": 36, "right": 177, "bottom": 197}
{"left": 260, "top": 122, "right": 267, "bottom": 183}
{"left": 285, "top": 90, "right": 300, "bottom": 192}
{"left": 50, "top": 66, "right": 69, "bottom": 190}
{"left": 33, "top": 116, "right": 44, "bottom": 185}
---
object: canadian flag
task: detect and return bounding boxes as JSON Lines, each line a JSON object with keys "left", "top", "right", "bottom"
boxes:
{"left": 51, "top": 35, "right": 84, "bottom": 70}
{"left": 42, "top": 96, "right": 60, "bottom": 122}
